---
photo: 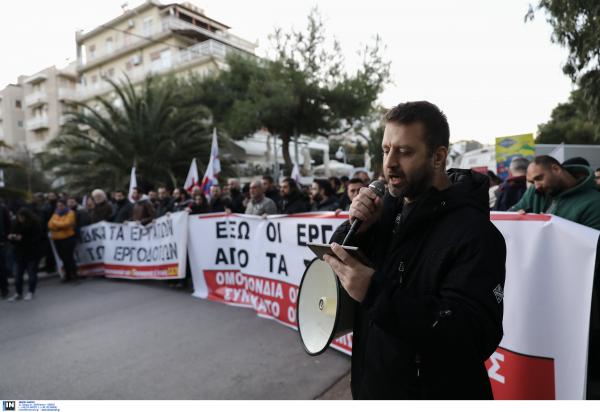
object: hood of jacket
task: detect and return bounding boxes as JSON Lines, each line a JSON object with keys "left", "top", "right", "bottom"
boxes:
{"left": 499, "top": 175, "right": 526, "bottom": 191}
{"left": 554, "top": 165, "right": 596, "bottom": 199}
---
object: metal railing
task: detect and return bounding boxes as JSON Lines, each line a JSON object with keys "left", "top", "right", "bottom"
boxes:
{"left": 24, "top": 91, "right": 48, "bottom": 107}
{"left": 77, "top": 15, "right": 255, "bottom": 67}
{"left": 26, "top": 117, "right": 49, "bottom": 131}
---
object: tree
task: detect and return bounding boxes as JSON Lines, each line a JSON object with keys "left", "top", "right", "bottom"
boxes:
{"left": 526, "top": 1, "right": 600, "bottom": 137}
{"left": 0, "top": 141, "right": 31, "bottom": 200}
{"left": 44, "top": 75, "right": 233, "bottom": 194}
{"left": 535, "top": 88, "right": 598, "bottom": 144}
{"left": 191, "top": 7, "right": 392, "bottom": 173}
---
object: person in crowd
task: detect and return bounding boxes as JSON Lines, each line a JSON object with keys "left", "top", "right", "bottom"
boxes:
{"left": 595, "top": 167, "right": 600, "bottom": 191}
{"left": 90, "top": 189, "right": 113, "bottom": 223}
{"left": 511, "top": 155, "right": 600, "bottom": 229}
{"left": 378, "top": 174, "right": 389, "bottom": 192}
{"left": 0, "top": 197, "right": 12, "bottom": 299}
{"left": 487, "top": 170, "right": 502, "bottom": 210}
{"left": 563, "top": 156, "right": 590, "bottom": 167}
{"left": 172, "top": 187, "right": 192, "bottom": 212}
{"left": 245, "top": 181, "right": 278, "bottom": 218}
{"left": 340, "top": 175, "right": 349, "bottom": 191}
{"left": 353, "top": 170, "right": 371, "bottom": 187}
{"left": 335, "top": 178, "right": 366, "bottom": 214}
{"left": 242, "top": 183, "right": 251, "bottom": 209}
{"left": 328, "top": 176, "right": 344, "bottom": 199}
{"left": 45, "top": 192, "right": 58, "bottom": 216}
{"left": 148, "top": 190, "right": 158, "bottom": 208}
{"left": 155, "top": 187, "right": 175, "bottom": 218}
{"left": 493, "top": 157, "right": 529, "bottom": 211}
{"left": 222, "top": 184, "right": 230, "bottom": 195}
{"left": 208, "top": 185, "right": 231, "bottom": 213}
{"left": 311, "top": 179, "right": 340, "bottom": 212}
{"left": 262, "top": 175, "right": 282, "bottom": 206}
{"left": 228, "top": 178, "right": 246, "bottom": 213}
{"left": 126, "top": 187, "right": 156, "bottom": 226}
{"left": 42, "top": 192, "right": 59, "bottom": 274}
{"left": 328, "top": 101, "right": 505, "bottom": 399}
{"left": 67, "top": 197, "right": 90, "bottom": 239}
{"left": 107, "top": 189, "right": 132, "bottom": 224}
{"left": 58, "top": 192, "right": 68, "bottom": 200}
{"left": 29, "top": 193, "right": 48, "bottom": 222}
{"left": 48, "top": 199, "right": 78, "bottom": 283}
{"left": 85, "top": 197, "right": 95, "bottom": 214}
{"left": 7, "top": 208, "right": 43, "bottom": 302}
{"left": 279, "top": 177, "right": 310, "bottom": 214}
{"left": 185, "top": 193, "right": 209, "bottom": 215}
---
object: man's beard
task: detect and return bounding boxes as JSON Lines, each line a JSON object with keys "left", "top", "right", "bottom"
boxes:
{"left": 386, "top": 160, "right": 435, "bottom": 199}
{"left": 313, "top": 193, "right": 323, "bottom": 203}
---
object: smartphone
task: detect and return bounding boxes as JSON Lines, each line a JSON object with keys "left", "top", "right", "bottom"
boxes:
{"left": 306, "top": 242, "right": 372, "bottom": 267}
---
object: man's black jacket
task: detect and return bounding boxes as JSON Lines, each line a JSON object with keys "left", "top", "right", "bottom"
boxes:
{"left": 280, "top": 189, "right": 310, "bottom": 214}
{"left": 330, "top": 169, "right": 506, "bottom": 400}
{"left": 155, "top": 197, "right": 175, "bottom": 218}
{"left": 108, "top": 200, "right": 133, "bottom": 224}
{"left": 229, "top": 189, "right": 246, "bottom": 214}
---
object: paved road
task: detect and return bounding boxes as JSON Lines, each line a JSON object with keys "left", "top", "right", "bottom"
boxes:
{"left": 0, "top": 276, "right": 350, "bottom": 400}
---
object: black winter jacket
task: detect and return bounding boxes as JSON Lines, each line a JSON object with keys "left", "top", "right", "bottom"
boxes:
{"left": 155, "top": 197, "right": 175, "bottom": 217}
{"left": 11, "top": 220, "right": 44, "bottom": 261}
{"left": 312, "top": 196, "right": 339, "bottom": 212}
{"left": 229, "top": 189, "right": 247, "bottom": 214}
{"left": 108, "top": 200, "right": 133, "bottom": 224}
{"left": 280, "top": 189, "right": 310, "bottom": 214}
{"left": 330, "top": 169, "right": 506, "bottom": 400}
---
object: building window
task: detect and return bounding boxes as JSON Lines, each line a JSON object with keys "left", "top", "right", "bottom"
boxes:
{"left": 143, "top": 17, "right": 153, "bottom": 37}
{"left": 15, "top": 100, "right": 22, "bottom": 109}
{"left": 107, "top": 37, "right": 113, "bottom": 54}
{"left": 17, "top": 121, "right": 23, "bottom": 128}
{"left": 151, "top": 49, "right": 172, "bottom": 72}
{"left": 89, "top": 45, "right": 96, "bottom": 59}
{"left": 108, "top": 68, "right": 115, "bottom": 77}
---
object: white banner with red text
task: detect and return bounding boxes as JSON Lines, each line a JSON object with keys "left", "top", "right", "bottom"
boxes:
{"left": 188, "top": 211, "right": 598, "bottom": 400}
{"left": 51, "top": 211, "right": 188, "bottom": 280}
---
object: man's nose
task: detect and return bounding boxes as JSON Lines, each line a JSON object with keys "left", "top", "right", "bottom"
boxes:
{"left": 384, "top": 151, "right": 398, "bottom": 170}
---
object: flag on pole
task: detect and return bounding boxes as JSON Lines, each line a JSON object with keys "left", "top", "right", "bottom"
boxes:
{"left": 291, "top": 163, "right": 300, "bottom": 183}
{"left": 548, "top": 142, "right": 565, "bottom": 163}
{"left": 201, "top": 128, "right": 221, "bottom": 199}
{"left": 184, "top": 158, "right": 200, "bottom": 193}
{"left": 128, "top": 167, "right": 137, "bottom": 203}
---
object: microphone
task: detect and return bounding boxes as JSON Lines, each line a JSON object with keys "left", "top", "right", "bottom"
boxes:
{"left": 342, "top": 181, "right": 386, "bottom": 246}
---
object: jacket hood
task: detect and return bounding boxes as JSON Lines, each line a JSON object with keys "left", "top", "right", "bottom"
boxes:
{"left": 560, "top": 165, "right": 596, "bottom": 197}
{"left": 440, "top": 168, "right": 491, "bottom": 216}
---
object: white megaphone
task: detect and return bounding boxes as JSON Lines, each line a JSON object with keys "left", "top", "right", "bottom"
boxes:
{"left": 297, "top": 257, "right": 357, "bottom": 356}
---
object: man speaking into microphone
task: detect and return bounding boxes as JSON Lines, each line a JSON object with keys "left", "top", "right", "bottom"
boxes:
{"left": 326, "top": 101, "right": 506, "bottom": 400}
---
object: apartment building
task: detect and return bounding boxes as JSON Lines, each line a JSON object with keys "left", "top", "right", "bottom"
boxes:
{"left": 18, "top": 64, "right": 78, "bottom": 153}
{"left": 75, "top": 0, "right": 258, "bottom": 103}
{"left": 0, "top": 83, "right": 25, "bottom": 149}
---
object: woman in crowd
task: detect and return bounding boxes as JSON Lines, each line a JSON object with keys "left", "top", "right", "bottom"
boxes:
{"left": 185, "top": 193, "right": 208, "bottom": 215}
{"left": 7, "top": 208, "right": 43, "bottom": 302}
{"left": 48, "top": 199, "right": 78, "bottom": 283}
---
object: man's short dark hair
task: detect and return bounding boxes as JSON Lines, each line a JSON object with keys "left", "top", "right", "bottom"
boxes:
{"left": 313, "top": 178, "right": 334, "bottom": 197}
{"left": 340, "top": 176, "right": 349, "bottom": 183}
{"left": 562, "top": 156, "right": 590, "bottom": 167}
{"left": 596, "top": 167, "right": 600, "bottom": 172}
{"left": 262, "top": 175, "right": 274, "bottom": 184}
{"left": 328, "top": 176, "right": 341, "bottom": 187}
{"left": 115, "top": 189, "right": 127, "bottom": 196}
{"left": 348, "top": 178, "right": 365, "bottom": 186}
{"left": 242, "top": 183, "right": 250, "bottom": 194}
{"left": 534, "top": 155, "right": 563, "bottom": 170}
{"left": 282, "top": 177, "right": 297, "bottom": 190}
{"left": 133, "top": 187, "right": 141, "bottom": 193}
{"left": 382, "top": 101, "right": 450, "bottom": 155}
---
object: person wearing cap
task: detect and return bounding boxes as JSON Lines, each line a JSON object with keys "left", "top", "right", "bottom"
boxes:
{"left": 90, "top": 189, "right": 113, "bottom": 223}
{"left": 48, "top": 199, "right": 78, "bottom": 282}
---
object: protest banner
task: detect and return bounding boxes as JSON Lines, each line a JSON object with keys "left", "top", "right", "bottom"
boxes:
{"left": 188, "top": 212, "right": 598, "bottom": 399}
{"left": 52, "top": 211, "right": 188, "bottom": 280}
{"left": 495, "top": 133, "right": 535, "bottom": 180}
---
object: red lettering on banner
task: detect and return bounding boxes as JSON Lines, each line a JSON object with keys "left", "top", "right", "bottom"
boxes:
{"left": 485, "top": 347, "right": 555, "bottom": 400}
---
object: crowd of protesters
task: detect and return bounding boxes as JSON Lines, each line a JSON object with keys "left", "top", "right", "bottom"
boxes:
{"left": 2, "top": 154, "right": 600, "bottom": 303}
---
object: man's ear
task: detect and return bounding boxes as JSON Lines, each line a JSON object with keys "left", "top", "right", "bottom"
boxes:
{"left": 552, "top": 164, "right": 562, "bottom": 175}
{"left": 433, "top": 146, "right": 448, "bottom": 170}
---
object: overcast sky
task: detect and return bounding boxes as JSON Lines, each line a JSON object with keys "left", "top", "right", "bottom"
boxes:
{"left": 0, "top": 0, "right": 572, "bottom": 145}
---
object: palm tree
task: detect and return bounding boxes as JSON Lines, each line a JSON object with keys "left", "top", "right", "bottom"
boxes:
{"left": 45, "top": 74, "right": 233, "bottom": 193}
{"left": 0, "top": 141, "right": 30, "bottom": 199}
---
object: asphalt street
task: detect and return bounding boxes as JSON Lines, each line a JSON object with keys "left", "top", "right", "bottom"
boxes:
{"left": 0, "top": 276, "right": 350, "bottom": 400}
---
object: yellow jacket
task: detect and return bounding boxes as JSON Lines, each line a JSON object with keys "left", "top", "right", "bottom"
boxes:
{"left": 48, "top": 210, "right": 76, "bottom": 240}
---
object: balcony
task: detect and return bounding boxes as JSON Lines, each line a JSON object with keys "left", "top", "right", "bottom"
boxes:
{"left": 77, "top": 40, "right": 239, "bottom": 102}
{"left": 76, "top": 16, "right": 256, "bottom": 69}
{"left": 24, "top": 91, "right": 48, "bottom": 107}
{"left": 26, "top": 117, "right": 49, "bottom": 131}
{"left": 58, "top": 88, "right": 79, "bottom": 101}
{"left": 59, "top": 114, "right": 76, "bottom": 126}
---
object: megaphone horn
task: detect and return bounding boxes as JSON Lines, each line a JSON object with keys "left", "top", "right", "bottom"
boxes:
{"left": 297, "top": 257, "right": 357, "bottom": 356}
